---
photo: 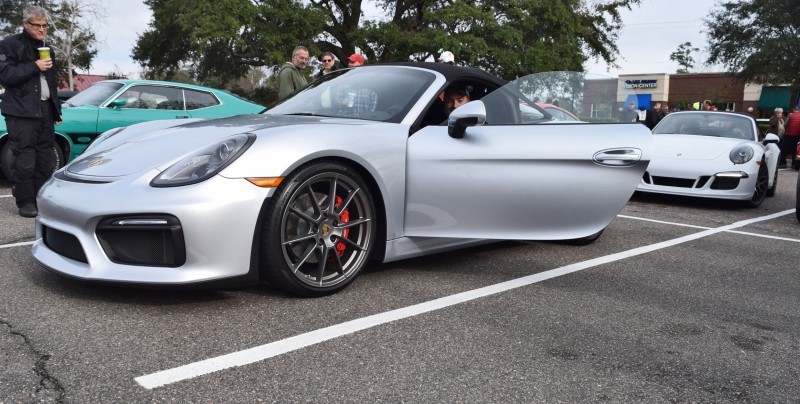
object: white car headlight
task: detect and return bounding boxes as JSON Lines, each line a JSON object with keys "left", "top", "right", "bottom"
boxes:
{"left": 151, "top": 134, "right": 255, "bottom": 187}
{"left": 729, "top": 145, "right": 754, "bottom": 164}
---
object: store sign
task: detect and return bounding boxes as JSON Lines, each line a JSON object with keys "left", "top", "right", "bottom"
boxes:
{"left": 624, "top": 79, "right": 658, "bottom": 89}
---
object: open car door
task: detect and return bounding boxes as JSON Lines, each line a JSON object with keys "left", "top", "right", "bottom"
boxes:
{"left": 404, "top": 72, "right": 652, "bottom": 240}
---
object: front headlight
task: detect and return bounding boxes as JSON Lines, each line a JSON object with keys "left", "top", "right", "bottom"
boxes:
{"left": 84, "top": 126, "right": 127, "bottom": 153}
{"left": 729, "top": 145, "right": 754, "bottom": 164}
{"left": 151, "top": 134, "right": 255, "bottom": 187}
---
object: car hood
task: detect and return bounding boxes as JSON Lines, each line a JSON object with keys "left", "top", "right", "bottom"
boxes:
{"left": 651, "top": 134, "right": 750, "bottom": 160}
{"left": 65, "top": 114, "right": 372, "bottom": 178}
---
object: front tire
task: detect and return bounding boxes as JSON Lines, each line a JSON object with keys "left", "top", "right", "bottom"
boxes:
{"left": 261, "top": 161, "right": 376, "bottom": 296}
{"left": 767, "top": 165, "right": 778, "bottom": 197}
{"left": 743, "top": 164, "right": 768, "bottom": 208}
{"left": 1, "top": 141, "right": 64, "bottom": 179}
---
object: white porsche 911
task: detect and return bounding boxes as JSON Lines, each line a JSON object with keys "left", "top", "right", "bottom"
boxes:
{"left": 32, "top": 65, "right": 652, "bottom": 296}
{"left": 637, "top": 111, "right": 780, "bottom": 208}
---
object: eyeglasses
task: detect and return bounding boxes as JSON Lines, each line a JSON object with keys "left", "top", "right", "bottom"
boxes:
{"left": 25, "top": 20, "right": 48, "bottom": 29}
{"left": 321, "top": 59, "right": 333, "bottom": 62}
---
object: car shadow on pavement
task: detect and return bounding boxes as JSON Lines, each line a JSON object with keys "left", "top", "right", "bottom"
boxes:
{"left": 630, "top": 191, "right": 756, "bottom": 210}
{"left": 24, "top": 265, "right": 253, "bottom": 306}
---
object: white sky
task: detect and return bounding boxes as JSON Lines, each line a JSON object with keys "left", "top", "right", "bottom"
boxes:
{"left": 86, "top": 0, "right": 721, "bottom": 79}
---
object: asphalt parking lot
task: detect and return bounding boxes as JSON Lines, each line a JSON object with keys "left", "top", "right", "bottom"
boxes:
{"left": 1, "top": 170, "right": 798, "bottom": 403}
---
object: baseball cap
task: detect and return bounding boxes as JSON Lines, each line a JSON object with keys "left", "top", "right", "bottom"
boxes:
{"left": 347, "top": 54, "right": 365, "bottom": 64}
{"left": 439, "top": 51, "right": 455, "bottom": 64}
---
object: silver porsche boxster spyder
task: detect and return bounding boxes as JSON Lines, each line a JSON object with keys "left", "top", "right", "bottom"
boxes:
{"left": 33, "top": 64, "right": 652, "bottom": 296}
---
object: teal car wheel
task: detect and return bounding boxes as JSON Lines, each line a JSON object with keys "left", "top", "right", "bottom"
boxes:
{"left": 1, "top": 141, "right": 63, "bottom": 179}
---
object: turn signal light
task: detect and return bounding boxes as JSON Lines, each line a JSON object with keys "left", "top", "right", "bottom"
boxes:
{"left": 246, "top": 177, "right": 284, "bottom": 188}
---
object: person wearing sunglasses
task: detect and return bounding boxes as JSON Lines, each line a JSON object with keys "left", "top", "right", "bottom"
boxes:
{"left": 315, "top": 52, "right": 340, "bottom": 79}
{"left": 0, "top": 5, "right": 62, "bottom": 218}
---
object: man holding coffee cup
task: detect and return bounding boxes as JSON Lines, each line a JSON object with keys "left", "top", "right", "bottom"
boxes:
{"left": 0, "top": 5, "right": 62, "bottom": 218}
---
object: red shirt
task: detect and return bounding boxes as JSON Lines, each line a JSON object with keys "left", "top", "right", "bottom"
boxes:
{"left": 786, "top": 111, "right": 800, "bottom": 136}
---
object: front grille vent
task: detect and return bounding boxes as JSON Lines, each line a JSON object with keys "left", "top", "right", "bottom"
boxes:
{"left": 96, "top": 215, "right": 186, "bottom": 267}
{"left": 43, "top": 226, "right": 88, "bottom": 263}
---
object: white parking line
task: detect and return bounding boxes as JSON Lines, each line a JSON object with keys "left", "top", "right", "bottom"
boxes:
{"left": 134, "top": 208, "right": 796, "bottom": 389}
{"left": 620, "top": 212, "right": 800, "bottom": 243}
{"left": 0, "top": 194, "right": 12, "bottom": 198}
{"left": 0, "top": 240, "right": 35, "bottom": 249}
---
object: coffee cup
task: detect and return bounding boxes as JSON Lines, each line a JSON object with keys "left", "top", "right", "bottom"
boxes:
{"left": 38, "top": 47, "right": 50, "bottom": 60}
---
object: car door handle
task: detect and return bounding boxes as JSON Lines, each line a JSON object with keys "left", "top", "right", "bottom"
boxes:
{"left": 176, "top": 115, "right": 189, "bottom": 119}
{"left": 593, "top": 148, "right": 642, "bottom": 166}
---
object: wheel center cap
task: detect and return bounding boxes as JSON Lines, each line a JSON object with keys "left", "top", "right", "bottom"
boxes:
{"left": 320, "top": 223, "right": 331, "bottom": 236}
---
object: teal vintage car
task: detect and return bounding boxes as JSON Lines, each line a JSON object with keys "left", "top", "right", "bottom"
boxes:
{"left": 0, "top": 79, "right": 264, "bottom": 178}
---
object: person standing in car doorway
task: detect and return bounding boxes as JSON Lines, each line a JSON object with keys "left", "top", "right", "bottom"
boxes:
{"left": 0, "top": 5, "right": 62, "bottom": 218}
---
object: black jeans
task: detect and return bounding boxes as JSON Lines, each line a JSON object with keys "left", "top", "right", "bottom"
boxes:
{"left": 6, "top": 101, "right": 56, "bottom": 207}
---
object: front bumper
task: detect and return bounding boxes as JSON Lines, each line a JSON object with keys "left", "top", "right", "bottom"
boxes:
{"left": 33, "top": 170, "right": 275, "bottom": 285}
{"left": 636, "top": 159, "right": 759, "bottom": 200}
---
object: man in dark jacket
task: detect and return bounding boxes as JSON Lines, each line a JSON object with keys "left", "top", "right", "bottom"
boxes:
{"left": 0, "top": 6, "right": 62, "bottom": 217}
{"left": 644, "top": 101, "right": 662, "bottom": 130}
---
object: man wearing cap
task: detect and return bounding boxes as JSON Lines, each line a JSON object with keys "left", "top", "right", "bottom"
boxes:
{"left": 619, "top": 102, "right": 638, "bottom": 123}
{"left": 347, "top": 53, "right": 365, "bottom": 67}
{"left": 339, "top": 54, "right": 377, "bottom": 115}
{"left": 0, "top": 5, "right": 62, "bottom": 218}
{"left": 277, "top": 46, "right": 309, "bottom": 100}
{"left": 438, "top": 51, "right": 455, "bottom": 65}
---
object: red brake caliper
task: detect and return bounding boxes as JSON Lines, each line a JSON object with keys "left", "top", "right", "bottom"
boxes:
{"left": 334, "top": 196, "right": 349, "bottom": 257}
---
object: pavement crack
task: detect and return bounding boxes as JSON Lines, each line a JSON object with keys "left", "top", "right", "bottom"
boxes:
{"left": 0, "top": 318, "right": 66, "bottom": 402}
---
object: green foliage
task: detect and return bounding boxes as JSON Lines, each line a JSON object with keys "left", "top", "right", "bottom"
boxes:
{"left": 705, "top": 0, "right": 800, "bottom": 104}
{"left": 134, "top": 0, "right": 641, "bottom": 83}
{"left": 133, "top": 0, "right": 326, "bottom": 81}
{"left": 669, "top": 42, "right": 699, "bottom": 73}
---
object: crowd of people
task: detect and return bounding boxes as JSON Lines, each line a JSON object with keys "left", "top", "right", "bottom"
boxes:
{"left": 277, "top": 49, "right": 457, "bottom": 101}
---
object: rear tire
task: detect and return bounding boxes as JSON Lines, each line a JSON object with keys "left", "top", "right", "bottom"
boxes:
{"left": 260, "top": 161, "right": 376, "bottom": 296}
{"left": 562, "top": 229, "right": 604, "bottom": 246}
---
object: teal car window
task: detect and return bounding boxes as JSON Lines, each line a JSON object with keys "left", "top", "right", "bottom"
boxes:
{"left": 65, "top": 82, "right": 124, "bottom": 107}
{"left": 117, "top": 85, "right": 184, "bottom": 110}
{"left": 184, "top": 89, "right": 219, "bottom": 110}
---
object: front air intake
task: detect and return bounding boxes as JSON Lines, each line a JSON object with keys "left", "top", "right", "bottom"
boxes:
{"left": 96, "top": 215, "right": 186, "bottom": 267}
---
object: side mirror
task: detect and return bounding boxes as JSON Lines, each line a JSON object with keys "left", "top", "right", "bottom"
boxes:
{"left": 763, "top": 133, "right": 780, "bottom": 145}
{"left": 447, "top": 101, "right": 486, "bottom": 139}
{"left": 109, "top": 99, "right": 126, "bottom": 109}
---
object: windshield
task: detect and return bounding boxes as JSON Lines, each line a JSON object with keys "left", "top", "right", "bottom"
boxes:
{"left": 469, "top": 71, "right": 625, "bottom": 124}
{"left": 653, "top": 113, "right": 755, "bottom": 140}
{"left": 64, "top": 82, "right": 125, "bottom": 107}
{"left": 266, "top": 66, "right": 436, "bottom": 123}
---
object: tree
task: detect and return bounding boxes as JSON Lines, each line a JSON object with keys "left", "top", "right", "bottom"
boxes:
{"left": 133, "top": 0, "right": 642, "bottom": 83}
{"left": 48, "top": 0, "right": 102, "bottom": 90}
{"left": 669, "top": 42, "right": 699, "bottom": 73}
{"left": 0, "top": 0, "right": 101, "bottom": 90}
{"left": 705, "top": 0, "right": 800, "bottom": 105}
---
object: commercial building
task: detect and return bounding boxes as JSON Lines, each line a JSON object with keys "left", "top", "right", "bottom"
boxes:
{"left": 582, "top": 72, "right": 798, "bottom": 121}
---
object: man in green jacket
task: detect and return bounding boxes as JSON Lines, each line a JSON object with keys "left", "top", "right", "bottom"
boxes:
{"left": 277, "top": 46, "right": 309, "bottom": 100}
